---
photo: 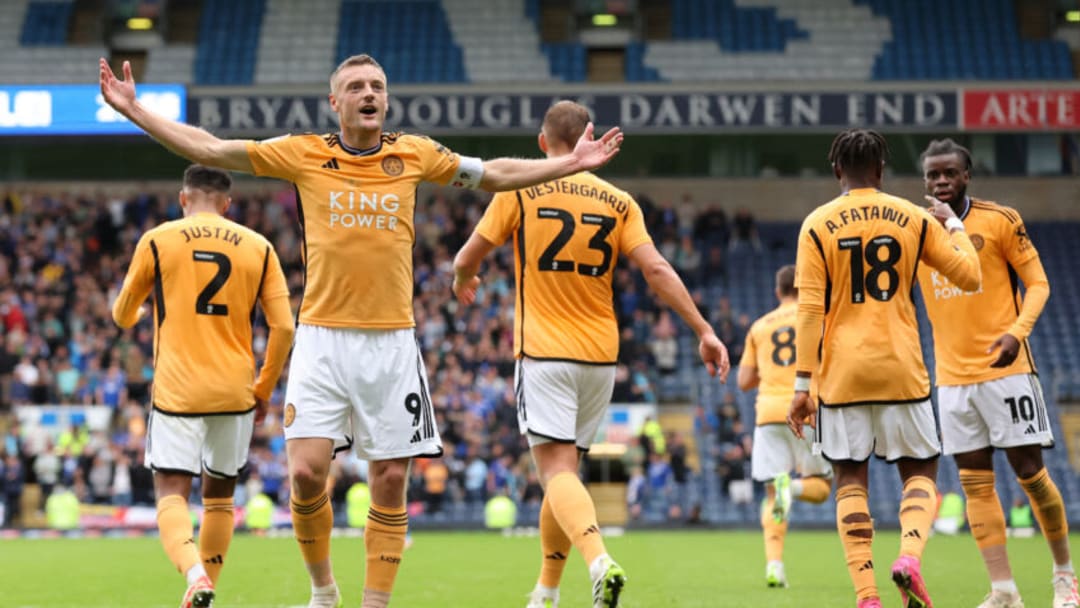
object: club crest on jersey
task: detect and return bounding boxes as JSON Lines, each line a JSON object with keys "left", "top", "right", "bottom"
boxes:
{"left": 381, "top": 155, "right": 404, "bottom": 176}
{"left": 969, "top": 234, "right": 985, "bottom": 251}
{"left": 284, "top": 403, "right": 296, "bottom": 427}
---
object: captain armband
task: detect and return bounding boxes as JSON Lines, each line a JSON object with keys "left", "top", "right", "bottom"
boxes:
{"left": 450, "top": 156, "right": 484, "bottom": 189}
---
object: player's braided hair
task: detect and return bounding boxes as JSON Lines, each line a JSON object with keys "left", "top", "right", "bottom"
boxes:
{"left": 920, "top": 138, "right": 973, "bottom": 171}
{"left": 827, "top": 128, "right": 889, "bottom": 177}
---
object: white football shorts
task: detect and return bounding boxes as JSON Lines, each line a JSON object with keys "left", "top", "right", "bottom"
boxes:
{"left": 751, "top": 423, "right": 832, "bottom": 482}
{"left": 938, "top": 373, "right": 1053, "bottom": 455}
{"left": 284, "top": 325, "right": 442, "bottom": 461}
{"left": 514, "top": 357, "right": 616, "bottom": 451}
{"left": 816, "top": 400, "right": 941, "bottom": 462}
{"left": 146, "top": 409, "right": 254, "bottom": 478}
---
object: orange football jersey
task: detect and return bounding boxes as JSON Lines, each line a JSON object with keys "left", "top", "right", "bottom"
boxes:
{"left": 794, "top": 188, "right": 980, "bottom": 406}
{"left": 475, "top": 172, "right": 652, "bottom": 363}
{"left": 246, "top": 132, "right": 470, "bottom": 329}
{"left": 742, "top": 301, "right": 800, "bottom": 425}
{"left": 918, "top": 198, "right": 1041, "bottom": 385}
{"left": 112, "top": 213, "right": 291, "bottom": 414}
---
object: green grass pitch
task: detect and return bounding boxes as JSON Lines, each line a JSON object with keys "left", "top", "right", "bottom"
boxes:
{"left": 2, "top": 529, "right": 1075, "bottom": 607}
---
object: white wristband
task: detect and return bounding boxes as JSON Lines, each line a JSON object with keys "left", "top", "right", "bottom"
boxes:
{"left": 794, "top": 376, "right": 811, "bottom": 392}
{"left": 945, "top": 217, "right": 964, "bottom": 232}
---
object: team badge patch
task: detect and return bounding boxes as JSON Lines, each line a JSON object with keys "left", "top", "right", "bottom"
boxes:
{"left": 381, "top": 155, "right": 404, "bottom": 176}
{"left": 970, "top": 234, "right": 984, "bottom": 251}
{"left": 284, "top": 403, "right": 296, "bottom": 427}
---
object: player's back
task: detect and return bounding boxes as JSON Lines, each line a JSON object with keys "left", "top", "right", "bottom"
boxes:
{"left": 746, "top": 302, "right": 798, "bottom": 425}
{"left": 799, "top": 188, "right": 960, "bottom": 405}
{"left": 508, "top": 172, "right": 651, "bottom": 364}
{"left": 144, "top": 213, "right": 278, "bottom": 414}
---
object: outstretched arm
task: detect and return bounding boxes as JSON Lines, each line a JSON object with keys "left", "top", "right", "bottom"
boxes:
{"left": 452, "top": 232, "right": 498, "bottom": 305}
{"left": 628, "top": 243, "right": 729, "bottom": 380}
{"left": 100, "top": 59, "right": 253, "bottom": 172}
{"left": 478, "top": 123, "right": 623, "bottom": 192}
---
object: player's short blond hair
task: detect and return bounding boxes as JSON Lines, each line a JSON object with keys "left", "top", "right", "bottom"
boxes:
{"left": 330, "top": 54, "right": 386, "bottom": 91}
{"left": 543, "top": 100, "right": 590, "bottom": 148}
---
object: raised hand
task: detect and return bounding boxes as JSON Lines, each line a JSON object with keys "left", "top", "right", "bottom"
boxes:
{"left": 452, "top": 275, "right": 481, "bottom": 305}
{"left": 699, "top": 333, "right": 730, "bottom": 382}
{"left": 571, "top": 122, "right": 624, "bottom": 171}
{"left": 99, "top": 58, "right": 137, "bottom": 115}
{"left": 924, "top": 194, "right": 959, "bottom": 228}
{"left": 787, "top": 390, "right": 816, "bottom": 440}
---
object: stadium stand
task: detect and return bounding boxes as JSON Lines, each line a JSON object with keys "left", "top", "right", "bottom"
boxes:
{"left": 193, "top": 0, "right": 266, "bottom": 85}
{"left": 0, "top": 0, "right": 104, "bottom": 84}
{"left": 19, "top": 0, "right": 73, "bottom": 46}
{"left": 442, "top": 0, "right": 553, "bottom": 82}
{"left": 337, "top": 0, "right": 466, "bottom": 83}
{"left": 255, "top": 0, "right": 341, "bottom": 85}
{"left": 858, "top": 0, "right": 1074, "bottom": 80}
{"left": 643, "top": 0, "right": 892, "bottom": 81}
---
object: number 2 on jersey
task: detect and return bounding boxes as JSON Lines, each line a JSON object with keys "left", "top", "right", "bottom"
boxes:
{"left": 536, "top": 208, "right": 616, "bottom": 277}
{"left": 838, "top": 235, "right": 901, "bottom": 303}
{"left": 193, "top": 250, "right": 231, "bottom": 316}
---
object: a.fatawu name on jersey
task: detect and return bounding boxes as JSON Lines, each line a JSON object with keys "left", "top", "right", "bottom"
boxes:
{"left": 327, "top": 189, "right": 402, "bottom": 231}
{"left": 926, "top": 268, "right": 984, "bottom": 300}
{"left": 823, "top": 203, "right": 911, "bottom": 234}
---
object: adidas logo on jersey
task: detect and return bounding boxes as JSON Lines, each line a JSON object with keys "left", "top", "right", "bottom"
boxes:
{"left": 410, "top": 430, "right": 422, "bottom": 444}
{"left": 1024, "top": 424, "right": 1037, "bottom": 435}
{"left": 321, "top": 158, "right": 340, "bottom": 170}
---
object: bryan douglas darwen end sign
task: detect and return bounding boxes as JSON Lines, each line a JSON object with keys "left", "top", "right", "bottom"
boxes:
{"left": 188, "top": 91, "right": 958, "bottom": 134}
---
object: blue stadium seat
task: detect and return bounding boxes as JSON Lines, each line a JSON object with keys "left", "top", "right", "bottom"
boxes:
{"left": 857, "top": 0, "right": 1075, "bottom": 80}
{"left": 194, "top": 0, "right": 266, "bottom": 85}
{"left": 20, "top": 1, "right": 74, "bottom": 46}
{"left": 337, "top": 1, "right": 466, "bottom": 83}
{"left": 670, "top": 0, "right": 807, "bottom": 52}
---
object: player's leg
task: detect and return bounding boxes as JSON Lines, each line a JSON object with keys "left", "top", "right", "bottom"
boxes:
{"left": 146, "top": 409, "right": 214, "bottom": 607}
{"left": 287, "top": 438, "right": 338, "bottom": 603}
{"left": 1007, "top": 444, "right": 1078, "bottom": 607}
{"left": 817, "top": 404, "right": 878, "bottom": 607}
{"left": 527, "top": 442, "right": 584, "bottom": 607}
{"left": 752, "top": 424, "right": 794, "bottom": 588}
{"left": 791, "top": 423, "right": 832, "bottom": 506}
{"left": 876, "top": 401, "right": 941, "bottom": 608}
{"left": 355, "top": 328, "right": 443, "bottom": 608}
{"left": 956, "top": 447, "right": 1021, "bottom": 607}
{"left": 362, "top": 457, "right": 410, "bottom": 608}
{"left": 200, "top": 474, "right": 237, "bottom": 586}
{"left": 198, "top": 411, "right": 253, "bottom": 585}
{"left": 940, "top": 381, "right": 1022, "bottom": 606}
{"left": 283, "top": 324, "right": 357, "bottom": 608}
{"left": 833, "top": 459, "right": 877, "bottom": 607}
{"left": 155, "top": 472, "right": 213, "bottom": 607}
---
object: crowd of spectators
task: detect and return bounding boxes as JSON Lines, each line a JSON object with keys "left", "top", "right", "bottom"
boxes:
{"left": 0, "top": 183, "right": 762, "bottom": 527}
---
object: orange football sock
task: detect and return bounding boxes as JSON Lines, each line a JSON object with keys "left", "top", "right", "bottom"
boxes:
{"left": 795, "top": 476, "right": 831, "bottom": 504}
{"left": 291, "top": 492, "right": 333, "bottom": 566}
{"left": 898, "top": 476, "right": 937, "bottom": 559}
{"left": 546, "top": 472, "right": 607, "bottom": 567}
{"left": 538, "top": 493, "right": 572, "bottom": 588}
{"left": 199, "top": 497, "right": 234, "bottom": 585}
{"left": 157, "top": 494, "right": 201, "bottom": 576}
{"left": 836, "top": 484, "right": 877, "bottom": 602}
{"left": 761, "top": 496, "right": 788, "bottom": 563}
{"left": 364, "top": 504, "right": 408, "bottom": 595}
